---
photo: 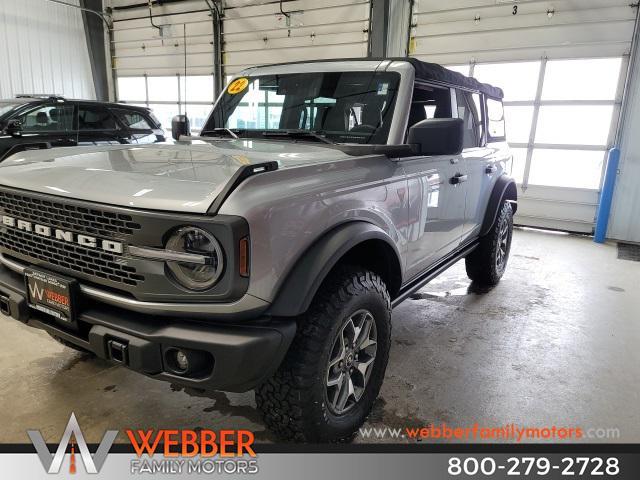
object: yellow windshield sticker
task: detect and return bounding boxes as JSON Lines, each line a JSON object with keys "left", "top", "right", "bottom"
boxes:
{"left": 228, "top": 77, "right": 249, "bottom": 95}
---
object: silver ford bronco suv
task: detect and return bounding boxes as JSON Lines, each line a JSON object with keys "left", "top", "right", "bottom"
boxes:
{"left": 0, "top": 58, "right": 516, "bottom": 442}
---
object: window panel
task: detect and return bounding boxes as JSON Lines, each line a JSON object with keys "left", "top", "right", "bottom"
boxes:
{"left": 148, "top": 103, "right": 179, "bottom": 132}
{"left": 242, "top": 81, "right": 267, "bottom": 104}
{"left": 486, "top": 97, "right": 504, "bottom": 139}
{"left": 509, "top": 147, "right": 528, "bottom": 184}
{"left": 228, "top": 106, "right": 255, "bottom": 129}
{"left": 472, "top": 93, "right": 486, "bottom": 143}
{"left": 21, "top": 105, "right": 74, "bottom": 132}
{"left": 473, "top": 62, "right": 541, "bottom": 101}
{"left": 182, "top": 104, "right": 213, "bottom": 133}
{"left": 266, "top": 106, "right": 284, "bottom": 129}
{"left": 456, "top": 89, "right": 481, "bottom": 148}
{"left": 78, "top": 106, "right": 117, "bottom": 131}
{"left": 117, "top": 77, "right": 146, "bottom": 102}
{"left": 113, "top": 110, "right": 152, "bottom": 130}
{"left": 504, "top": 106, "right": 534, "bottom": 144}
{"left": 181, "top": 76, "right": 215, "bottom": 103}
{"left": 148, "top": 76, "right": 179, "bottom": 102}
{"left": 535, "top": 105, "right": 614, "bottom": 146}
{"left": 542, "top": 58, "right": 622, "bottom": 101}
{"left": 216, "top": 72, "right": 401, "bottom": 145}
{"left": 528, "top": 149, "right": 605, "bottom": 190}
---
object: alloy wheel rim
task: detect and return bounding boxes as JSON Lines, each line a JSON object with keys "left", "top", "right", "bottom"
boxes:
{"left": 496, "top": 220, "right": 510, "bottom": 271}
{"left": 325, "top": 309, "right": 378, "bottom": 415}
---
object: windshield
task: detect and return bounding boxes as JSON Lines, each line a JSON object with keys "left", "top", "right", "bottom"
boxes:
{"left": 202, "top": 71, "right": 401, "bottom": 144}
{"left": 0, "top": 102, "right": 21, "bottom": 119}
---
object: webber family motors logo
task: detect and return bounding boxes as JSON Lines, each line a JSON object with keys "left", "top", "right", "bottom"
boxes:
{"left": 28, "top": 413, "right": 258, "bottom": 475}
{"left": 28, "top": 413, "right": 117, "bottom": 474}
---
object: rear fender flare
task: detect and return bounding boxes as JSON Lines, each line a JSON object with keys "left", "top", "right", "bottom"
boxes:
{"left": 480, "top": 174, "right": 518, "bottom": 237}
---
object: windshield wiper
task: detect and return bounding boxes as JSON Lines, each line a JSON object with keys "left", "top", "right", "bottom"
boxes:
{"left": 261, "top": 130, "right": 336, "bottom": 145}
{"left": 201, "top": 127, "right": 240, "bottom": 139}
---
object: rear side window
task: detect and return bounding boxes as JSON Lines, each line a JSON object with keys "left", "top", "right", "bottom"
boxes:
{"left": 78, "top": 105, "right": 117, "bottom": 131}
{"left": 487, "top": 98, "right": 506, "bottom": 141}
{"left": 148, "top": 111, "right": 162, "bottom": 128}
{"left": 472, "top": 93, "right": 486, "bottom": 145}
{"left": 114, "top": 109, "right": 153, "bottom": 130}
{"left": 455, "top": 90, "right": 482, "bottom": 149}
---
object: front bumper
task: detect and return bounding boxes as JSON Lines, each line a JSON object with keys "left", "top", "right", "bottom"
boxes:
{"left": 0, "top": 264, "right": 296, "bottom": 392}
{"left": 0, "top": 254, "right": 270, "bottom": 320}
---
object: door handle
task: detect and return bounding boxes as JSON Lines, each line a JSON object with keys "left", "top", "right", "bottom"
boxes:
{"left": 450, "top": 158, "right": 459, "bottom": 164}
{"left": 485, "top": 165, "right": 497, "bottom": 174}
{"left": 450, "top": 173, "right": 468, "bottom": 184}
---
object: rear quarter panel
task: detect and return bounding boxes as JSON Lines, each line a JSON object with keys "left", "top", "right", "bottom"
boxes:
{"left": 463, "top": 141, "right": 512, "bottom": 241}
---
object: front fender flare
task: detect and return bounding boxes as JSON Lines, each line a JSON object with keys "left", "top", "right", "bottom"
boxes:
{"left": 267, "top": 222, "right": 401, "bottom": 317}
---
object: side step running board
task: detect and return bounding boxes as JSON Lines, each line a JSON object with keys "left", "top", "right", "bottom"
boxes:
{"left": 392, "top": 240, "right": 479, "bottom": 308}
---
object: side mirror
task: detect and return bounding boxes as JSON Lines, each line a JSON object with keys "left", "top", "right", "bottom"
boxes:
{"left": 408, "top": 118, "right": 464, "bottom": 156}
{"left": 171, "top": 115, "right": 190, "bottom": 141}
{"left": 5, "top": 119, "right": 22, "bottom": 137}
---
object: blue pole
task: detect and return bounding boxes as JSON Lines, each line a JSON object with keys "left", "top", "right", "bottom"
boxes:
{"left": 594, "top": 147, "right": 621, "bottom": 243}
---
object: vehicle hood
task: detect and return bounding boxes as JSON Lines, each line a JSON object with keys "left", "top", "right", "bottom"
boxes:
{"left": 0, "top": 139, "right": 355, "bottom": 213}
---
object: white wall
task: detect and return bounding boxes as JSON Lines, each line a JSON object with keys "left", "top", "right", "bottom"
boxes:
{"left": 609, "top": 14, "right": 640, "bottom": 243}
{"left": 0, "top": 0, "right": 95, "bottom": 100}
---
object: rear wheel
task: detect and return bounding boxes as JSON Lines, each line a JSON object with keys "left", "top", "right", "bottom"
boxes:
{"left": 465, "top": 200, "right": 513, "bottom": 286}
{"left": 255, "top": 266, "right": 391, "bottom": 442}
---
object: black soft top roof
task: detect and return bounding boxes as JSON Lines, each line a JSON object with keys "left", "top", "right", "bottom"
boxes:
{"left": 400, "top": 58, "right": 503, "bottom": 99}
{"left": 253, "top": 57, "right": 504, "bottom": 100}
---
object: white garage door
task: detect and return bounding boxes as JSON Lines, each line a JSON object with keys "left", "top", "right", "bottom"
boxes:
{"left": 110, "top": 0, "right": 371, "bottom": 134}
{"left": 110, "top": 0, "right": 219, "bottom": 133}
{"left": 222, "top": 0, "right": 371, "bottom": 76}
{"left": 410, "top": 0, "right": 637, "bottom": 233}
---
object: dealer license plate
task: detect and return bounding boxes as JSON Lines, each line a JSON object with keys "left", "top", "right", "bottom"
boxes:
{"left": 24, "top": 268, "right": 78, "bottom": 324}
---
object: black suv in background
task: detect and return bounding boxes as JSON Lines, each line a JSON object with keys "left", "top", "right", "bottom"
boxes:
{"left": 0, "top": 96, "right": 166, "bottom": 161}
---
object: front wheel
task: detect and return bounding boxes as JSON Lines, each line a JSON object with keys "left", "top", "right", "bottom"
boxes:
{"left": 465, "top": 200, "right": 514, "bottom": 286}
{"left": 255, "top": 266, "right": 391, "bottom": 442}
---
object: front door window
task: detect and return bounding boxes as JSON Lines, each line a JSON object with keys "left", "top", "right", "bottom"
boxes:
{"left": 19, "top": 105, "right": 74, "bottom": 132}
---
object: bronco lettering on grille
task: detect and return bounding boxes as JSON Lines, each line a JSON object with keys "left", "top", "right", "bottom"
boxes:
{"left": 1, "top": 215, "right": 124, "bottom": 254}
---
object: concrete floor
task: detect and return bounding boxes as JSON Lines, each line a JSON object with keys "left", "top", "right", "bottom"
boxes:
{"left": 1, "top": 228, "right": 639, "bottom": 444}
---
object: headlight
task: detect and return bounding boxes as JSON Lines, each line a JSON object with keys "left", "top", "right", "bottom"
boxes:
{"left": 165, "top": 227, "right": 224, "bottom": 291}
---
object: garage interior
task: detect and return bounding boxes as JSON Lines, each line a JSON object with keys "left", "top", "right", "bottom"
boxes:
{"left": 1, "top": 0, "right": 639, "bottom": 443}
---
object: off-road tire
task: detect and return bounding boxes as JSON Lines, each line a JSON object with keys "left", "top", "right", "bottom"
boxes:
{"left": 48, "top": 332, "right": 94, "bottom": 355}
{"left": 465, "top": 200, "right": 513, "bottom": 286}
{"left": 255, "top": 266, "right": 392, "bottom": 442}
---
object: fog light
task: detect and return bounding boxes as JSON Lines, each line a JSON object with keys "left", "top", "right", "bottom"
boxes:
{"left": 164, "top": 347, "right": 214, "bottom": 378}
{"left": 175, "top": 350, "right": 189, "bottom": 371}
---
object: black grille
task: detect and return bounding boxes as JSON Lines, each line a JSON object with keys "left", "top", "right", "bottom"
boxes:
{"left": 0, "top": 190, "right": 145, "bottom": 287}
{"left": 0, "top": 190, "right": 142, "bottom": 237}
{"left": 0, "top": 229, "right": 144, "bottom": 286}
